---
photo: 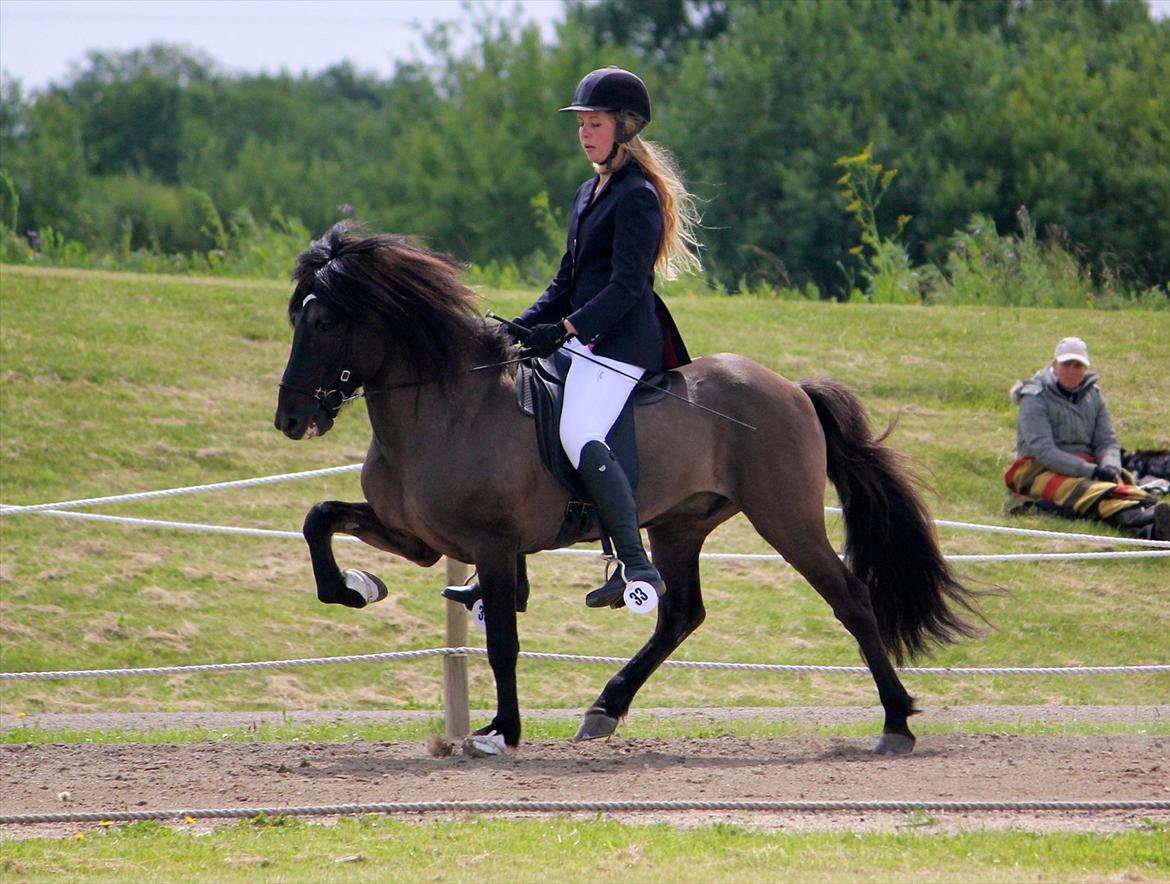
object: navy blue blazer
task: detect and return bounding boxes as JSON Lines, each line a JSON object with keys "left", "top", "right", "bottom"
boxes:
{"left": 519, "top": 162, "right": 689, "bottom": 370}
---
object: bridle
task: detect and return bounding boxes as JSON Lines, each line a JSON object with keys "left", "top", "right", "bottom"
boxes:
{"left": 277, "top": 293, "right": 363, "bottom": 422}
{"left": 278, "top": 293, "right": 528, "bottom": 419}
{"left": 278, "top": 354, "right": 531, "bottom": 420}
{"left": 277, "top": 370, "right": 363, "bottom": 419}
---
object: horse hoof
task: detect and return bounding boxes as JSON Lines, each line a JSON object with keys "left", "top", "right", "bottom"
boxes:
{"left": 462, "top": 731, "right": 508, "bottom": 758}
{"left": 872, "top": 733, "right": 915, "bottom": 756}
{"left": 573, "top": 711, "right": 619, "bottom": 742}
{"left": 343, "top": 569, "right": 387, "bottom": 607}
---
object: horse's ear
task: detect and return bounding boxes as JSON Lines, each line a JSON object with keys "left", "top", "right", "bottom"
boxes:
{"left": 293, "top": 221, "right": 355, "bottom": 287}
{"left": 324, "top": 220, "right": 365, "bottom": 255}
{"left": 322, "top": 222, "right": 349, "bottom": 256}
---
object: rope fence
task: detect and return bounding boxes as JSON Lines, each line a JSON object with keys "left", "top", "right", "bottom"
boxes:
{"left": 0, "top": 463, "right": 364, "bottom": 515}
{"left": 9, "top": 508, "right": 1170, "bottom": 561}
{"left": 4, "top": 798, "right": 1167, "bottom": 826}
{"left": 3, "top": 646, "right": 1167, "bottom": 682}
{"left": 3, "top": 463, "right": 1168, "bottom": 551}
{"left": 2, "top": 462, "right": 1166, "bottom": 752}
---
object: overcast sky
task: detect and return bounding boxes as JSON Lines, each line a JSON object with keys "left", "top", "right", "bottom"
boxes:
{"left": 0, "top": 0, "right": 569, "bottom": 91}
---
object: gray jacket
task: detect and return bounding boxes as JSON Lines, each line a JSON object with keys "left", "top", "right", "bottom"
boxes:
{"left": 1013, "top": 366, "right": 1121, "bottom": 478}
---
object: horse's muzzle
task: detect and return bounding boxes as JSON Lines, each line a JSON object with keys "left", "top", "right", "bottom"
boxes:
{"left": 274, "top": 401, "right": 334, "bottom": 440}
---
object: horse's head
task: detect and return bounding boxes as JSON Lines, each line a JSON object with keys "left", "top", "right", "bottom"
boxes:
{"left": 274, "top": 222, "right": 389, "bottom": 439}
{"left": 275, "top": 290, "right": 370, "bottom": 439}
{"left": 274, "top": 221, "right": 507, "bottom": 440}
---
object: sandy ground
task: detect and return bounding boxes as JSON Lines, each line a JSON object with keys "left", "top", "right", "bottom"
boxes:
{"left": 2, "top": 707, "right": 1168, "bottom": 837}
{"left": 3, "top": 703, "right": 1166, "bottom": 732}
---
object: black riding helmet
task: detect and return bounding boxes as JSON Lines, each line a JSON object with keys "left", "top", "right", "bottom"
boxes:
{"left": 560, "top": 67, "right": 651, "bottom": 144}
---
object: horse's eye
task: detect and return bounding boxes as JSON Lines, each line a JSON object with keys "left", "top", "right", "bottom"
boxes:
{"left": 315, "top": 317, "right": 337, "bottom": 332}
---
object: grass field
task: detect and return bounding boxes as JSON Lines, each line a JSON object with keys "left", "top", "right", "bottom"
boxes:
{"left": 1, "top": 264, "right": 1166, "bottom": 715}
{"left": 1, "top": 264, "right": 1168, "bottom": 878}
{"left": 3, "top": 817, "right": 1166, "bottom": 884}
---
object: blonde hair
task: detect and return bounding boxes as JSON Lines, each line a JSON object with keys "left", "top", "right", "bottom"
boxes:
{"left": 598, "top": 112, "right": 702, "bottom": 281}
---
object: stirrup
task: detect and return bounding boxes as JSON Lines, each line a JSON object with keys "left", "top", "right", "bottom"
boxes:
{"left": 584, "top": 561, "right": 666, "bottom": 611}
{"left": 585, "top": 569, "right": 626, "bottom": 609}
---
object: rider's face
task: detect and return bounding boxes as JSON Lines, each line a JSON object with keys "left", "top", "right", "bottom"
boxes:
{"left": 577, "top": 112, "right": 617, "bottom": 166}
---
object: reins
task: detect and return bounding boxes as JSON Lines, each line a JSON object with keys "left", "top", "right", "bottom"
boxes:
{"left": 289, "top": 354, "right": 532, "bottom": 413}
{"left": 360, "top": 354, "right": 532, "bottom": 399}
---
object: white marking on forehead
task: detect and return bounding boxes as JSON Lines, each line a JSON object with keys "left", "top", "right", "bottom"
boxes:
{"left": 302, "top": 293, "right": 318, "bottom": 308}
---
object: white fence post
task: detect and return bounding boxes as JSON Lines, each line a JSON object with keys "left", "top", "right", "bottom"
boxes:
{"left": 443, "top": 557, "right": 470, "bottom": 740}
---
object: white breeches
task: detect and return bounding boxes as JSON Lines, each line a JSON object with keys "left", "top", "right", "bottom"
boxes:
{"left": 558, "top": 337, "right": 644, "bottom": 469}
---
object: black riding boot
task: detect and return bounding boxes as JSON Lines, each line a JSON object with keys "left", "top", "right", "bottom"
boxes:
{"left": 440, "top": 555, "right": 530, "bottom": 612}
{"left": 576, "top": 440, "right": 665, "bottom": 608}
{"left": 1108, "top": 501, "right": 1170, "bottom": 541}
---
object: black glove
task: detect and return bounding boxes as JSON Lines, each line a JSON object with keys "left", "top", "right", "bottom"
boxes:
{"left": 1092, "top": 464, "right": 1122, "bottom": 483}
{"left": 525, "top": 321, "right": 570, "bottom": 358}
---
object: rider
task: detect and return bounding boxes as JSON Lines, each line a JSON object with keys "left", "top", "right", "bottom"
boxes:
{"left": 443, "top": 67, "right": 701, "bottom": 611}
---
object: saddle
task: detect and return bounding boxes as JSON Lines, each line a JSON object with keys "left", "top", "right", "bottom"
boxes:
{"left": 515, "top": 350, "right": 672, "bottom": 545}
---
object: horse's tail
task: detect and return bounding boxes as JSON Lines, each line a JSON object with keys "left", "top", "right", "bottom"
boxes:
{"left": 798, "top": 377, "right": 985, "bottom": 665}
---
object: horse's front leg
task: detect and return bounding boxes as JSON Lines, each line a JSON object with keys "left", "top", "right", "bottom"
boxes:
{"left": 469, "top": 549, "right": 522, "bottom": 747}
{"left": 303, "top": 500, "right": 440, "bottom": 608}
{"left": 576, "top": 520, "right": 709, "bottom": 741}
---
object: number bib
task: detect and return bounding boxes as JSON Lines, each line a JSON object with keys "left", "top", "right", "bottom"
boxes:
{"left": 471, "top": 599, "right": 487, "bottom": 633}
{"left": 623, "top": 580, "right": 658, "bottom": 614}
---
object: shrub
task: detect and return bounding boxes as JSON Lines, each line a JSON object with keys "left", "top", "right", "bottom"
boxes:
{"left": 935, "top": 208, "right": 1165, "bottom": 309}
{"left": 835, "top": 146, "right": 922, "bottom": 304}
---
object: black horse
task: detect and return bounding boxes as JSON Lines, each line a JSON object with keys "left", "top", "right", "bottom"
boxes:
{"left": 274, "top": 222, "right": 983, "bottom": 754}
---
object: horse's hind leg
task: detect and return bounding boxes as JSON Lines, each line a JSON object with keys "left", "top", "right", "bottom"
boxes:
{"left": 750, "top": 510, "right": 918, "bottom": 754}
{"left": 576, "top": 518, "right": 711, "bottom": 741}
{"left": 303, "top": 500, "right": 440, "bottom": 608}
{"left": 798, "top": 548, "right": 918, "bottom": 754}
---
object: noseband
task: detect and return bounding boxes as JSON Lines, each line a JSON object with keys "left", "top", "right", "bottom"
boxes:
{"left": 278, "top": 372, "right": 362, "bottom": 418}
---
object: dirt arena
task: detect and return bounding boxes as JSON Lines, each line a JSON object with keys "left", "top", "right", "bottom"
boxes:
{"left": 3, "top": 706, "right": 1167, "bottom": 837}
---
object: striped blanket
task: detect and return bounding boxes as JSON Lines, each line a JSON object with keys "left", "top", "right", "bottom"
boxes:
{"left": 1004, "top": 456, "right": 1154, "bottom": 521}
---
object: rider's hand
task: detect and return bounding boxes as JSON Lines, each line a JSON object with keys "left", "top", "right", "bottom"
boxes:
{"left": 1092, "top": 464, "right": 1122, "bottom": 483}
{"left": 526, "top": 322, "right": 570, "bottom": 358}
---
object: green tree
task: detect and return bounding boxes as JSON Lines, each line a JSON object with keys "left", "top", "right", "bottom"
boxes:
{"left": 564, "top": 0, "right": 734, "bottom": 65}
{"left": 2, "top": 0, "right": 1164, "bottom": 289}
{"left": 920, "top": 1, "right": 1169, "bottom": 281}
{"left": 0, "top": 90, "right": 87, "bottom": 237}
{"left": 354, "top": 15, "right": 606, "bottom": 270}
{"left": 62, "top": 44, "right": 217, "bottom": 183}
{"left": 662, "top": 0, "right": 1167, "bottom": 291}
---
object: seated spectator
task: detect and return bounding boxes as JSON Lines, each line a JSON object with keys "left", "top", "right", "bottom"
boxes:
{"left": 1005, "top": 336, "right": 1168, "bottom": 541}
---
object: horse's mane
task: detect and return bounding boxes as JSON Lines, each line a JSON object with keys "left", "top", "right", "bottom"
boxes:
{"left": 289, "top": 221, "right": 511, "bottom": 391}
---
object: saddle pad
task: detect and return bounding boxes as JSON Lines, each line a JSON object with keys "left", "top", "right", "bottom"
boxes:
{"left": 515, "top": 351, "right": 672, "bottom": 501}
